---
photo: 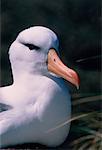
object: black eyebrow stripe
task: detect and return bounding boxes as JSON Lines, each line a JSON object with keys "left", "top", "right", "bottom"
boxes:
{"left": 24, "top": 43, "right": 40, "bottom": 50}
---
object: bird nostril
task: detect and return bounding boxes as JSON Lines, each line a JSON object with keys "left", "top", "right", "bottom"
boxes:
{"left": 54, "top": 58, "right": 56, "bottom": 62}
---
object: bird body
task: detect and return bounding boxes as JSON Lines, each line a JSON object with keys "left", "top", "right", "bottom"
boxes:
{"left": 0, "top": 76, "right": 71, "bottom": 147}
{"left": 0, "top": 26, "right": 79, "bottom": 148}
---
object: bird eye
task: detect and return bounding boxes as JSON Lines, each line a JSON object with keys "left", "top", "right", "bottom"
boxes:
{"left": 24, "top": 43, "right": 40, "bottom": 50}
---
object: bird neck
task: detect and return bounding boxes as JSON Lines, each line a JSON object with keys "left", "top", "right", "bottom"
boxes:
{"left": 10, "top": 59, "right": 47, "bottom": 85}
{"left": 11, "top": 66, "right": 48, "bottom": 87}
{"left": 12, "top": 71, "right": 41, "bottom": 86}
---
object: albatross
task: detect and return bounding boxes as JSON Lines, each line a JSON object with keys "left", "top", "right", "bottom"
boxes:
{"left": 0, "top": 26, "right": 79, "bottom": 148}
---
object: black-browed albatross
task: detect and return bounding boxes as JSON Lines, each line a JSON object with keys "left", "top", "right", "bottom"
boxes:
{"left": 0, "top": 26, "right": 79, "bottom": 148}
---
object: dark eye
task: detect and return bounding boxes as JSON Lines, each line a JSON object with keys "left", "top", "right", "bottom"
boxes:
{"left": 24, "top": 43, "right": 40, "bottom": 50}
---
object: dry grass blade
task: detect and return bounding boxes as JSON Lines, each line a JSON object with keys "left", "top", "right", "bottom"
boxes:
{"left": 45, "top": 113, "right": 93, "bottom": 133}
{"left": 76, "top": 55, "right": 101, "bottom": 62}
{"left": 72, "top": 95, "right": 102, "bottom": 106}
{"left": 78, "top": 142, "right": 92, "bottom": 150}
{"left": 70, "top": 133, "right": 102, "bottom": 150}
{"left": 88, "top": 136, "right": 102, "bottom": 150}
{"left": 70, "top": 135, "right": 94, "bottom": 146}
{"left": 78, "top": 126, "right": 102, "bottom": 138}
{"left": 98, "top": 139, "right": 102, "bottom": 150}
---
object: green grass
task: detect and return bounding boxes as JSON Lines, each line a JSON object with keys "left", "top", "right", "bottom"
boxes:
{"left": 69, "top": 94, "right": 102, "bottom": 150}
{"left": 39, "top": 94, "right": 102, "bottom": 150}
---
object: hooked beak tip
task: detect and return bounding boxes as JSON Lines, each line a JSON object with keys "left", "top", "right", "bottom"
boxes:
{"left": 74, "top": 72, "right": 80, "bottom": 90}
{"left": 76, "top": 84, "right": 80, "bottom": 90}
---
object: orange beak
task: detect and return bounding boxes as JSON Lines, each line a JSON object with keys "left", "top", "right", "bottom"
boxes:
{"left": 48, "top": 49, "right": 80, "bottom": 89}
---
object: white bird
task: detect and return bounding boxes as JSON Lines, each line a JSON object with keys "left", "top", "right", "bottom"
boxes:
{"left": 0, "top": 26, "right": 79, "bottom": 148}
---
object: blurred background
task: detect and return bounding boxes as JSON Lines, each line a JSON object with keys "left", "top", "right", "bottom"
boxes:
{"left": 0, "top": 0, "right": 101, "bottom": 149}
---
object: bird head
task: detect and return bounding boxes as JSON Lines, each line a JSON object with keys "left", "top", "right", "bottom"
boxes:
{"left": 9, "top": 26, "right": 79, "bottom": 88}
